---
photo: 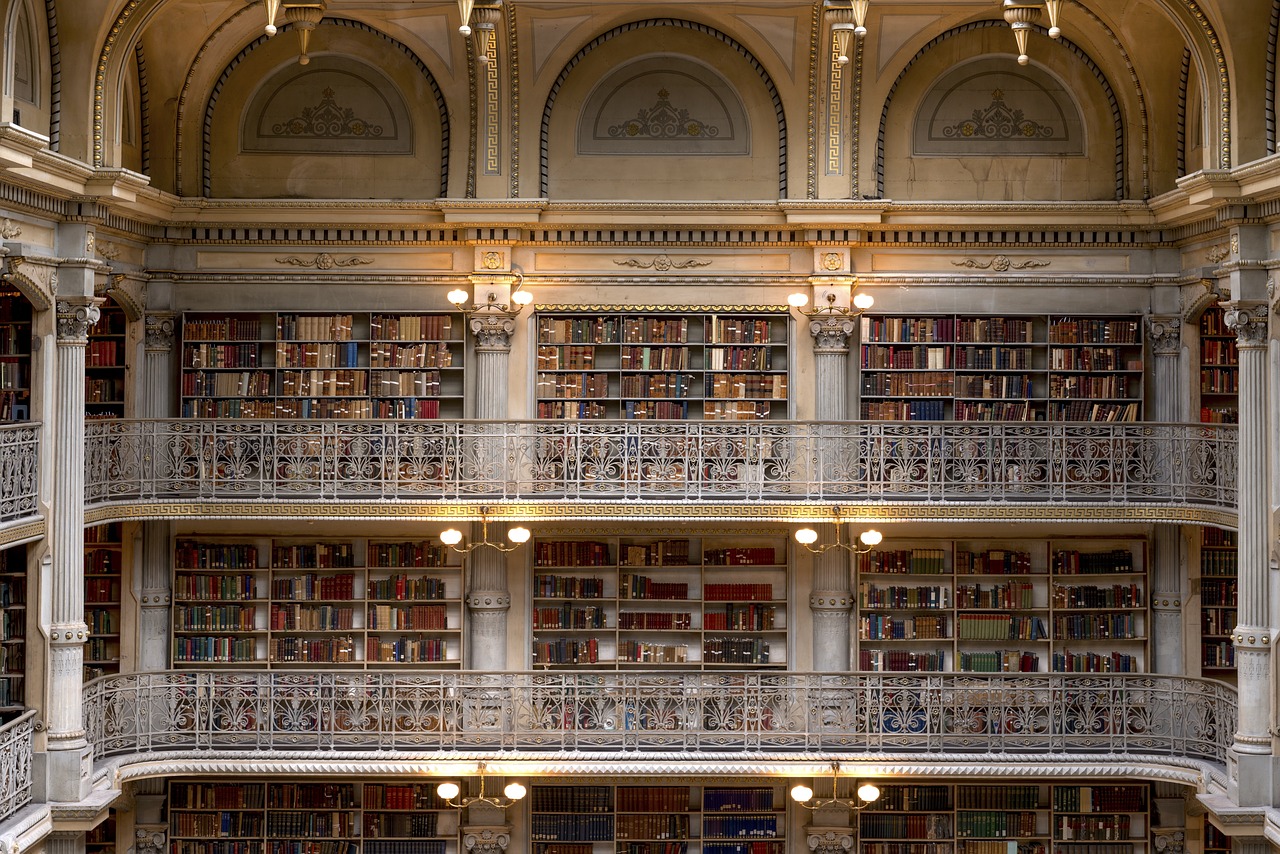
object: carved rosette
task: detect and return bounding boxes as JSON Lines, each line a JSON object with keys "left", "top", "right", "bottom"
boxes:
{"left": 1145, "top": 316, "right": 1182, "bottom": 356}
{"left": 56, "top": 299, "right": 102, "bottom": 344}
{"left": 470, "top": 312, "right": 517, "bottom": 351}
{"left": 463, "top": 827, "right": 510, "bottom": 854}
{"left": 809, "top": 317, "right": 856, "bottom": 353}
{"left": 1223, "top": 304, "right": 1269, "bottom": 348}
{"left": 135, "top": 827, "right": 168, "bottom": 854}
{"left": 145, "top": 313, "right": 176, "bottom": 353}
{"left": 1153, "top": 830, "right": 1184, "bottom": 854}
{"left": 807, "top": 827, "right": 854, "bottom": 854}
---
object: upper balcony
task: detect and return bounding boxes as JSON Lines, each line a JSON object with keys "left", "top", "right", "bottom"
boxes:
{"left": 77, "top": 419, "right": 1237, "bottom": 527}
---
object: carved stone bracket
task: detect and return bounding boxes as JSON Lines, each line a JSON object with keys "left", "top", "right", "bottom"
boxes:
{"left": 106, "top": 271, "right": 149, "bottom": 321}
{"left": 809, "top": 316, "right": 856, "bottom": 353}
{"left": 469, "top": 312, "right": 517, "bottom": 351}
{"left": 1223, "top": 302, "right": 1269, "bottom": 348}
{"left": 1145, "top": 316, "right": 1182, "bottom": 356}
{"left": 4, "top": 255, "right": 57, "bottom": 310}
{"left": 145, "top": 313, "right": 177, "bottom": 353}
{"left": 56, "top": 298, "right": 104, "bottom": 344}
{"left": 463, "top": 826, "right": 510, "bottom": 854}
{"left": 807, "top": 826, "right": 855, "bottom": 854}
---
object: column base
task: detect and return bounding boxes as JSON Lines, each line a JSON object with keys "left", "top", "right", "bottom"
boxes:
{"left": 42, "top": 743, "right": 93, "bottom": 802}
{"left": 1229, "top": 750, "right": 1277, "bottom": 807}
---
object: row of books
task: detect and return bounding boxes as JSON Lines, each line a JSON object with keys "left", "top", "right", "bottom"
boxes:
{"left": 703, "top": 604, "right": 776, "bottom": 631}
{"left": 618, "top": 641, "right": 688, "bottom": 663}
{"left": 534, "top": 605, "right": 607, "bottom": 630}
{"left": 1052, "top": 786, "right": 1146, "bottom": 813}
{"left": 862, "top": 317, "right": 1036, "bottom": 345}
{"left": 172, "top": 813, "right": 264, "bottom": 837}
{"left": 955, "top": 582, "right": 1036, "bottom": 610}
{"left": 863, "top": 371, "right": 953, "bottom": 397}
{"left": 273, "top": 542, "right": 357, "bottom": 569}
{"left": 954, "top": 375, "right": 1033, "bottom": 399}
{"left": 268, "top": 636, "right": 357, "bottom": 663}
{"left": 184, "top": 396, "right": 452, "bottom": 419}
{"left": 618, "top": 611, "right": 693, "bottom": 630}
{"left": 621, "top": 346, "right": 690, "bottom": 370}
{"left": 363, "top": 784, "right": 447, "bottom": 810}
{"left": 270, "top": 573, "right": 357, "bottom": 601}
{"left": 534, "top": 574, "right": 607, "bottom": 598}
{"left": 171, "top": 783, "right": 266, "bottom": 809}
{"left": 1052, "top": 550, "right": 1135, "bottom": 574}
{"left": 368, "top": 315, "right": 453, "bottom": 342}
{"left": 367, "top": 604, "right": 449, "bottom": 630}
{"left": 366, "top": 636, "right": 449, "bottom": 663}
{"left": 537, "top": 317, "right": 623, "bottom": 345}
{"left": 174, "top": 604, "right": 256, "bottom": 631}
{"left": 704, "top": 348, "right": 775, "bottom": 371}
{"left": 1200, "top": 367, "right": 1239, "bottom": 393}
{"left": 861, "top": 549, "right": 950, "bottom": 574}
{"left": 366, "top": 576, "right": 450, "bottom": 601}
{"left": 1051, "top": 613, "right": 1139, "bottom": 640}
{"left": 277, "top": 314, "right": 356, "bottom": 342}
{"left": 172, "top": 636, "right": 257, "bottom": 662}
{"left": 702, "top": 637, "right": 769, "bottom": 664}
{"left": 269, "top": 604, "right": 355, "bottom": 631}
{"left": 275, "top": 342, "right": 360, "bottom": 368}
{"left": 175, "top": 574, "right": 257, "bottom": 601}
{"left": 861, "top": 585, "right": 950, "bottom": 610}
{"left": 859, "top": 649, "right": 946, "bottom": 672}
{"left": 539, "top": 345, "right": 597, "bottom": 370}
{"left": 369, "top": 342, "right": 453, "bottom": 369}
{"left": 704, "top": 374, "right": 786, "bottom": 400}
{"left": 184, "top": 343, "right": 261, "bottom": 368}
{"left": 704, "top": 583, "right": 774, "bottom": 601}
{"left": 620, "top": 574, "right": 689, "bottom": 600}
{"left": 1048, "top": 375, "right": 1132, "bottom": 398}
{"left": 957, "top": 651, "right": 1040, "bottom": 672}
{"left": 1049, "top": 347, "right": 1137, "bottom": 372}
{"left": 860, "top": 814, "right": 953, "bottom": 840}
{"left": 860, "top": 614, "right": 949, "bottom": 640}
{"left": 1048, "top": 319, "right": 1139, "bottom": 345}
{"left": 1199, "top": 338, "right": 1238, "bottom": 365}
{"left": 362, "top": 813, "right": 442, "bottom": 838}
{"left": 956, "top": 613, "right": 1047, "bottom": 641}
{"left": 268, "top": 784, "right": 355, "bottom": 809}
{"left": 1050, "top": 584, "right": 1143, "bottom": 609}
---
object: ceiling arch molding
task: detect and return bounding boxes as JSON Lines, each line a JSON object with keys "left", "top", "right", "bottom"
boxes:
{"left": 539, "top": 17, "right": 788, "bottom": 199}
{"left": 875, "top": 20, "right": 1126, "bottom": 201}
{"left": 198, "top": 17, "right": 450, "bottom": 199}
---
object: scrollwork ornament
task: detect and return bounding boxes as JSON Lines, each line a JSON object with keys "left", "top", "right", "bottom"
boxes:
{"left": 134, "top": 828, "right": 167, "bottom": 854}
{"left": 463, "top": 829, "right": 510, "bottom": 854}
{"left": 56, "top": 299, "right": 102, "bottom": 343}
{"left": 145, "top": 314, "right": 177, "bottom": 353}
{"left": 1224, "top": 305, "right": 1269, "bottom": 347}
{"left": 808, "top": 829, "right": 854, "bottom": 854}
{"left": 1145, "top": 316, "right": 1182, "bottom": 356}
{"left": 470, "top": 314, "right": 516, "bottom": 351}
{"left": 1153, "top": 831, "right": 1184, "bottom": 854}
{"left": 809, "top": 317, "right": 855, "bottom": 353}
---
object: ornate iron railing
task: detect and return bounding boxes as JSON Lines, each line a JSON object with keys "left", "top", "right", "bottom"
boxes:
{"left": 84, "top": 671, "right": 1234, "bottom": 770}
{"left": 0, "top": 710, "right": 36, "bottom": 823}
{"left": 0, "top": 424, "right": 39, "bottom": 526}
{"left": 83, "top": 420, "right": 1236, "bottom": 515}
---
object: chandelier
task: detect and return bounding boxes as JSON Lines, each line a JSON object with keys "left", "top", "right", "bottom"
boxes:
{"left": 437, "top": 763, "right": 528, "bottom": 809}
{"left": 440, "top": 507, "right": 531, "bottom": 554}
{"left": 791, "top": 762, "right": 881, "bottom": 811}
{"left": 794, "top": 507, "right": 882, "bottom": 556}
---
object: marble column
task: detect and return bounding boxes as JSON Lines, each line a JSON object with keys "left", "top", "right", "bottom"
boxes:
{"left": 1223, "top": 302, "right": 1271, "bottom": 760}
{"left": 47, "top": 296, "right": 101, "bottom": 801}
{"left": 809, "top": 314, "right": 856, "bottom": 671}
{"left": 138, "top": 313, "right": 176, "bottom": 672}
{"left": 47, "top": 831, "right": 86, "bottom": 854}
{"left": 466, "top": 304, "right": 518, "bottom": 670}
{"left": 1145, "top": 315, "right": 1185, "bottom": 674}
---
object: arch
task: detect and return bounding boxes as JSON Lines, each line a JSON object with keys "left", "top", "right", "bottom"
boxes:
{"left": 201, "top": 17, "right": 449, "bottom": 199}
{"left": 540, "top": 18, "right": 787, "bottom": 198}
{"left": 4, "top": 0, "right": 53, "bottom": 140}
{"left": 1269, "top": 0, "right": 1279, "bottom": 154}
{"left": 876, "top": 20, "right": 1126, "bottom": 200}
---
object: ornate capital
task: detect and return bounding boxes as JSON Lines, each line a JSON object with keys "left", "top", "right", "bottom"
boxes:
{"left": 810, "top": 592, "right": 853, "bottom": 612}
{"left": 465, "top": 592, "right": 512, "bottom": 611}
{"left": 1145, "top": 315, "right": 1182, "bottom": 356}
{"left": 470, "top": 312, "right": 517, "bottom": 351}
{"left": 809, "top": 316, "right": 856, "bottom": 353}
{"left": 807, "top": 827, "right": 855, "bottom": 854}
{"left": 1153, "top": 830, "right": 1184, "bottom": 854}
{"left": 1223, "top": 302, "right": 1269, "bottom": 348}
{"left": 134, "top": 826, "right": 167, "bottom": 854}
{"left": 145, "top": 313, "right": 177, "bottom": 353}
{"left": 463, "top": 826, "right": 510, "bottom": 854}
{"left": 56, "top": 298, "right": 103, "bottom": 343}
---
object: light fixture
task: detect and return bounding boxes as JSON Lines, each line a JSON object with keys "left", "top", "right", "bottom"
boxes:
{"left": 824, "top": 0, "right": 868, "bottom": 65}
{"left": 446, "top": 271, "right": 532, "bottom": 317}
{"left": 791, "top": 762, "right": 881, "bottom": 811}
{"left": 284, "top": 3, "right": 324, "bottom": 65}
{"left": 440, "top": 506, "right": 531, "bottom": 554}
{"left": 795, "top": 506, "right": 882, "bottom": 555}
{"left": 788, "top": 289, "right": 875, "bottom": 317}
{"left": 458, "top": 0, "right": 476, "bottom": 35}
{"left": 437, "top": 763, "right": 527, "bottom": 810}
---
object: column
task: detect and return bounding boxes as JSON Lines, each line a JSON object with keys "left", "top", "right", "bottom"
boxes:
{"left": 138, "top": 313, "right": 176, "bottom": 672}
{"left": 47, "top": 831, "right": 86, "bottom": 854}
{"left": 1145, "top": 315, "right": 1185, "bottom": 674}
{"left": 807, "top": 291, "right": 856, "bottom": 672}
{"left": 47, "top": 296, "right": 101, "bottom": 801}
{"left": 1223, "top": 302, "right": 1271, "bottom": 769}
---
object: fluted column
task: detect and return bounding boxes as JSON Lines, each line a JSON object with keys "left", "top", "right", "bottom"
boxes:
{"left": 808, "top": 314, "right": 855, "bottom": 671}
{"left": 1223, "top": 302, "right": 1270, "bottom": 760}
{"left": 47, "top": 296, "right": 101, "bottom": 801}
{"left": 138, "top": 313, "right": 177, "bottom": 671}
{"left": 47, "top": 831, "right": 85, "bottom": 854}
{"left": 466, "top": 294, "right": 518, "bottom": 669}
{"left": 1146, "top": 315, "right": 1185, "bottom": 674}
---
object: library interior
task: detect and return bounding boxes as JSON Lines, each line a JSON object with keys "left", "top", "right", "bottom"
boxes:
{"left": 0, "top": 2, "right": 1276, "bottom": 854}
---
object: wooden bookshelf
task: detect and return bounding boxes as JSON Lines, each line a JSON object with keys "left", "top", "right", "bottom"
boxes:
{"left": 172, "top": 537, "right": 463, "bottom": 667}
{"left": 1198, "top": 306, "right": 1238, "bottom": 424}
{"left": 535, "top": 310, "right": 790, "bottom": 420}
{"left": 855, "top": 538, "right": 1147, "bottom": 673}
{"left": 180, "top": 312, "right": 464, "bottom": 419}
{"left": 1199, "top": 527, "right": 1237, "bottom": 675}
{"left": 858, "top": 314, "right": 1144, "bottom": 422}
{"left": 531, "top": 782, "right": 784, "bottom": 854}
{"left": 0, "top": 545, "right": 25, "bottom": 718}
{"left": 87, "top": 297, "right": 127, "bottom": 419}
{"left": 1203, "top": 822, "right": 1230, "bottom": 854}
{"left": 0, "top": 289, "right": 32, "bottom": 422}
{"left": 531, "top": 536, "right": 788, "bottom": 669}
{"left": 86, "top": 812, "right": 116, "bottom": 854}
{"left": 85, "top": 522, "right": 124, "bottom": 680}
{"left": 169, "top": 780, "right": 457, "bottom": 854}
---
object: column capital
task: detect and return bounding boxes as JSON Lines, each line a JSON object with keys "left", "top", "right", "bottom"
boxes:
{"left": 463, "top": 825, "right": 511, "bottom": 854}
{"left": 809, "top": 316, "right": 856, "bottom": 353}
{"left": 56, "top": 297, "right": 103, "bottom": 343}
{"left": 1145, "top": 315, "right": 1182, "bottom": 356}
{"left": 470, "top": 311, "right": 517, "bottom": 351}
{"left": 145, "top": 312, "right": 177, "bottom": 353}
{"left": 1223, "top": 301, "right": 1269, "bottom": 348}
{"left": 807, "top": 826, "right": 855, "bottom": 854}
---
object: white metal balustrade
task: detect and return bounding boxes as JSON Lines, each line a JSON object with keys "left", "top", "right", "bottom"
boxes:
{"left": 0, "top": 710, "right": 36, "bottom": 824}
{"left": 82, "top": 420, "right": 1237, "bottom": 517}
{"left": 83, "top": 671, "right": 1234, "bottom": 774}
{"left": 0, "top": 424, "right": 38, "bottom": 528}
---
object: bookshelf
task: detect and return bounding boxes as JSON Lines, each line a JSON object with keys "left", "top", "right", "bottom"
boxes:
{"left": 856, "top": 783, "right": 1146, "bottom": 854}
{"left": 86, "top": 812, "right": 116, "bottom": 854}
{"left": 1199, "top": 527, "right": 1237, "bottom": 675}
{"left": 532, "top": 536, "right": 787, "bottom": 668}
{"left": 1198, "top": 306, "right": 1238, "bottom": 424}
{"left": 1203, "top": 822, "right": 1230, "bottom": 854}
{"left": 172, "top": 537, "right": 463, "bottom": 667}
{"left": 530, "top": 782, "right": 784, "bottom": 854}
{"left": 858, "top": 314, "right": 1144, "bottom": 421}
{"left": 0, "top": 289, "right": 32, "bottom": 422}
{"left": 85, "top": 522, "right": 124, "bottom": 680}
{"left": 169, "top": 780, "right": 457, "bottom": 854}
{"left": 0, "top": 545, "right": 25, "bottom": 718}
{"left": 534, "top": 310, "right": 790, "bottom": 420}
{"left": 86, "top": 297, "right": 128, "bottom": 418}
{"left": 855, "top": 538, "right": 1146, "bottom": 673}
{"left": 180, "top": 312, "right": 464, "bottom": 419}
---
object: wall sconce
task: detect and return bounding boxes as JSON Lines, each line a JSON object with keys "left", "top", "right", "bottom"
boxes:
{"left": 795, "top": 507, "right": 882, "bottom": 555}
{"left": 458, "top": 0, "right": 476, "bottom": 35}
{"left": 447, "top": 273, "right": 532, "bottom": 317}
{"left": 791, "top": 762, "right": 880, "bottom": 811}
{"left": 788, "top": 289, "right": 874, "bottom": 317}
{"left": 437, "top": 763, "right": 527, "bottom": 809}
{"left": 828, "top": 0, "right": 870, "bottom": 65}
{"left": 1003, "top": 1, "right": 1065, "bottom": 65}
{"left": 440, "top": 507, "right": 531, "bottom": 554}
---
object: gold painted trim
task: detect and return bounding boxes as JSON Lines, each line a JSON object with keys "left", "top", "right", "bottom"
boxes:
{"left": 0, "top": 519, "right": 46, "bottom": 547}
{"left": 533, "top": 305, "right": 790, "bottom": 313}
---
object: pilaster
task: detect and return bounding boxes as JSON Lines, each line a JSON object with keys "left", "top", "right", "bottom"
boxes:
{"left": 809, "top": 525, "right": 851, "bottom": 671}
{"left": 138, "top": 312, "right": 177, "bottom": 671}
{"left": 467, "top": 543, "right": 512, "bottom": 671}
{"left": 1146, "top": 315, "right": 1185, "bottom": 674}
